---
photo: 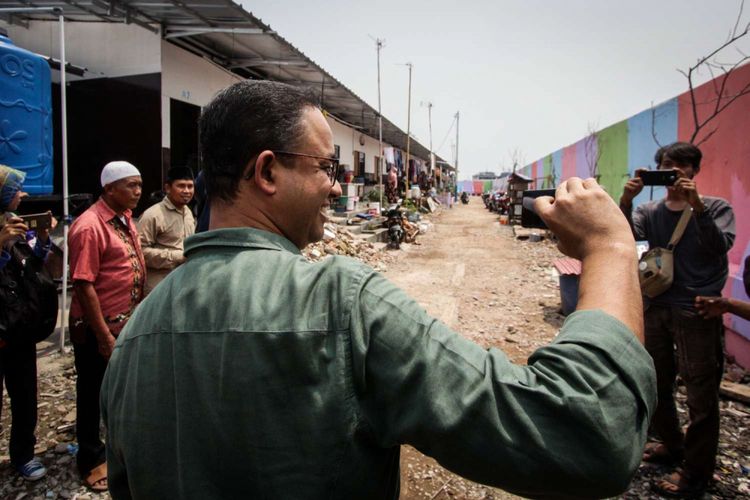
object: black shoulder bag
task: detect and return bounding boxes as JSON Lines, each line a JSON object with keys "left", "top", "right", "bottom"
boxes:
{"left": 0, "top": 241, "right": 59, "bottom": 344}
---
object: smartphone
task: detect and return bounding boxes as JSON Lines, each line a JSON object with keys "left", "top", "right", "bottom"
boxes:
{"left": 19, "top": 212, "right": 53, "bottom": 231}
{"left": 521, "top": 189, "right": 556, "bottom": 229}
{"left": 637, "top": 169, "right": 678, "bottom": 186}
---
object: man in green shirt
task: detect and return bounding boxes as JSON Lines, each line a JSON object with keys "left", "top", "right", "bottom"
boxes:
{"left": 101, "top": 81, "right": 656, "bottom": 499}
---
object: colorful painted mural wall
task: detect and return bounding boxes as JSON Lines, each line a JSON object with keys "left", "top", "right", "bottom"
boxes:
{"left": 521, "top": 63, "right": 750, "bottom": 367}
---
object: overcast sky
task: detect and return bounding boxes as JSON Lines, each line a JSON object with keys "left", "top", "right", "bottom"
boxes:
{"left": 242, "top": 0, "right": 750, "bottom": 179}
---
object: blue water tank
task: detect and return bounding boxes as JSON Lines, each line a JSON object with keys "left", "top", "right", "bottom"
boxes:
{"left": 0, "top": 34, "right": 54, "bottom": 194}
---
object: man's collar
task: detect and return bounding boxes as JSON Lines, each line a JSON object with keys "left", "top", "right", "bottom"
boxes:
{"left": 161, "top": 195, "right": 187, "bottom": 213}
{"left": 184, "top": 227, "right": 302, "bottom": 257}
{"left": 95, "top": 197, "right": 131, "bottom": 222}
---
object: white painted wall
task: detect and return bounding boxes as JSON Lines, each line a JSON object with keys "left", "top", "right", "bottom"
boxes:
{"left": 160, "top": 40, "right": 242, "bottom": 147}
{"left": 326, "top": 115, "right": 389, "bottom": 176}
{"left": 1, "top": 20, "right": 161, "bottom": 80}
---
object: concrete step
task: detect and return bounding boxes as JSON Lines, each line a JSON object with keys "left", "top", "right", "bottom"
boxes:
{"left": 344, "top": 223, "right": 364, "bottom": 234}
{"left": 353, "top": 227, "right": 388, "bottom": 243}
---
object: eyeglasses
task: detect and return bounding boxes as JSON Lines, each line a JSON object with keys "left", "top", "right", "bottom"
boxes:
{"left": 243, "top": 151, "right": 340, "bottom": 185}
{"left": 273, "top": 151, "right": 340, "bottom": 185}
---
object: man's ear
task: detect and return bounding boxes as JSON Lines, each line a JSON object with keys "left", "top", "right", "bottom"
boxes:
{"left": 252, "top": 150, "right": 277, "bottom": 195}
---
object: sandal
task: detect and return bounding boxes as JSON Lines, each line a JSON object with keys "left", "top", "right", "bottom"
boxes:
{"left": 83, "top": 462, "right": 108, "bottom": 492}
{"left": 642, "top": 441, "right": 683, "bottom": 465}
{"left": 652, "top": 470, "right": 707, "bottom": 498}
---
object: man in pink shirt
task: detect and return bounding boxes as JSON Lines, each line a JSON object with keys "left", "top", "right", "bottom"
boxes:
{"left": 68, "top": 161, "right": 145, "bottom": 492}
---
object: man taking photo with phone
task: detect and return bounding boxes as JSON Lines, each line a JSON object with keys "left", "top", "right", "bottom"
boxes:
{"left": 620, "top": 142, "right": 735, "bottom": 497}
{"left": 102, "top": 81, "right": 657, "bottom": 499}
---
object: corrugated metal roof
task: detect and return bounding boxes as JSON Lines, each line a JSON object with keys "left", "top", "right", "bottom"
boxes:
{"left": 553, "top": 258, "right": 582, "bottom": 276}
{"left": 510, "top": 172, "right": 532, "bottom": 182}
{"left": 0, "top": 0, "right": 448, "bottom": 165}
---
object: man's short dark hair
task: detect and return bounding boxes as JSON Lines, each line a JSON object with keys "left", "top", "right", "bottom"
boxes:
{"left": 166, "top": 166, "right": 194, "bottom": 184}
{"left": 654, "top": 142, "right": 702, "bottom": 171}
{"left": 199, "top": 80, "right": 319, "bottom": 202}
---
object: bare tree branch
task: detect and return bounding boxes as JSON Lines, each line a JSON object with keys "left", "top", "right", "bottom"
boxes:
{"left": 733, "top": 0, "right": 745, "bottom": 36}
{"left": 585, "top": 122, "right": 601, "bottom": 179}
{"left": 695, "top": 127, "right": 719, "bottom": 147}
{"left": 684, "top": 0, "right": 750, "bottom": 144}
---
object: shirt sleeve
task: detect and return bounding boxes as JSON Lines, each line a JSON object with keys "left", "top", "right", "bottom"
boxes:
{"left": 137, "top": 209, "right": 181, "bottom": 270}
{"left": 0, "top": 250, "right": 10, "bottom": 270}
{"left": 632, "top": 205, "right": 648, "bottom": 241}
{"left": 32, "top": 236, "right": 51, "bottom": 260}
{"left": 69, "top": 225, "right": 101, "bottom": 283}
{"left": 694, "top": 199, "right": 735, "bottom": 255}
{"left": 349, "top": 271, "right": 656, "bottom": 498}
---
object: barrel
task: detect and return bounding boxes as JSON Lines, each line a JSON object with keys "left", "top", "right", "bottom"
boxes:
{"left": 0, "top": 34, "right": 54, "bottom": 194}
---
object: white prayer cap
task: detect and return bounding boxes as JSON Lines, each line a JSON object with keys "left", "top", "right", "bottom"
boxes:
{"left": 100, "top": 161, "right": 141, "bottom": 187}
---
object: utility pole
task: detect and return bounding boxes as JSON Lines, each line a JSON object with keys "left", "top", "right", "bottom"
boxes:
{"left": 425, "top": 101, "right": 434, "bottom": 188}
{"left": 404, "top": 63, "right": 412, "bottom": 194}
{"left": 59, "top": 10, "right": 69, "bottom": 352}
{"left": 454, "top": 111, "right": 459, "bottom": 196}
{"left": 374, "top": 37, "right": 384, "bottom": 209}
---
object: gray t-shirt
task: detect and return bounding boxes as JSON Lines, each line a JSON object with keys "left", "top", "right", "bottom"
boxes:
{"left": 632, "top": 197, "right": 735, "bottom": 308}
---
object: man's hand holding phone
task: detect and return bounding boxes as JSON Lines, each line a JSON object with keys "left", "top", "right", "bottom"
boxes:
{"left": 533, "top": 177, "right": 635, "bottom": 260}
{"left": 621, "top": 169, "right": 646, "bottom": 207}
{"left": 533, "top": 177, "right": 644, "bottom": 342}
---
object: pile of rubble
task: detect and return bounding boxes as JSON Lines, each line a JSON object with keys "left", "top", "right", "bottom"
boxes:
{"left": 1, "top": 354, "right": 109, "bottom": 500}
{"left": 302, "top": 222, "right": 395, "bottom": 272}
{"left": 625, "top": 374, "right": 750, "bottom": 499}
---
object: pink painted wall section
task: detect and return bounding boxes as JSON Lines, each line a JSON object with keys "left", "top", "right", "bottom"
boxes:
{"left": 562, "top": 143, "right": 577, "bottom": 180}
{"left": 677, "top": 62, "right": 750, "bottom": 354}
{"left": 677, "top": 61, "right": 750, "bottom": 268}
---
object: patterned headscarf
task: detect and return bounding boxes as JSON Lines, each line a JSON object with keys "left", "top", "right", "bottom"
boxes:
{"left": 0, "top": 164, "right": 26, "bottom": 212}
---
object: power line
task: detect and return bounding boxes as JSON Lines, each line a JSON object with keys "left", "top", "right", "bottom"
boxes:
{"left": 436, "top": 114, "right": 458, "bottom": 155}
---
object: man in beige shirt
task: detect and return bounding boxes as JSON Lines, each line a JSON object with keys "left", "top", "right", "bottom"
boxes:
{"left": 137, "top": 167, "right": 195, "bottom": 294}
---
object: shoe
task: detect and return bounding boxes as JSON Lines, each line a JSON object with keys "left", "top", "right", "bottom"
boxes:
{"left": 653, "top": 469, "right": 707, "bottom": 498}
{"left": 17, "top": 458, "right": 47, "bottom": 481}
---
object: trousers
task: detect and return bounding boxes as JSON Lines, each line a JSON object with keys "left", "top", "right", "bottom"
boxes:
{"left": 645, "top": 304, "right": 723, "bottom": 482}
{"left": 73, "top": 328, "right": 108, "bottom": 476}
{"left": 0, "top": 339, "right": 38, "bottom": 466}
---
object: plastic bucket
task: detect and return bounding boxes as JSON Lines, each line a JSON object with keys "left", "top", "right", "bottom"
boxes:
{"left": 559, "top": 274, "right": 580, "bottom": 316}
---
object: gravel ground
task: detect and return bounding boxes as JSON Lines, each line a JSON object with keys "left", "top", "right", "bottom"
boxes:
{"left": 2, "top": 197, "right": 748, "bottom": 499}
{"left": 384, "top": 198, "right": 750, "bottom": 499}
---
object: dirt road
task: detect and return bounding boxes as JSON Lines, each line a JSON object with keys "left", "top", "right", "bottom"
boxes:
{"left": 383, "top": 196, "right": 564, "bottom": 499}
{"left": 3, "top": 196, "right": 747, "bottom": 499}
{"left": 386, "top": 197, "right": 749, "bottom": 499}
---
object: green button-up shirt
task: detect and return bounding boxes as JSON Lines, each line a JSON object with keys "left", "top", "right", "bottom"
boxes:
{"left": 101, "top": 228, "right": 656, "bottom": 499}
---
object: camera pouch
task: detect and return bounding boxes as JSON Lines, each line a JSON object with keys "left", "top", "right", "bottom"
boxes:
{"left": 638, "top": 207, "right": 692, "bottom": 298}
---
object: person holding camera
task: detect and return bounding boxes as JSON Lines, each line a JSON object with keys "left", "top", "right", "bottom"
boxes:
{"left": 620, "top": 142, "right": 735, "bottom": 497}
{"left": 101, "top": 81, "right": 656, "bottom": 499}
{"left": 0, "top": 165, "right": 55, "bottom": 481}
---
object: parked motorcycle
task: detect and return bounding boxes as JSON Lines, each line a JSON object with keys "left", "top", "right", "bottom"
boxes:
{"left": 386, "top": 204, "right": 405, "bottom": 249}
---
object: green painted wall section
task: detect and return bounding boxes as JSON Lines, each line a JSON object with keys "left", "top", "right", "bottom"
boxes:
{"left": 542, "top": 155, "right": 553, "bottom": 188}
{"left": 597, "top": 121, "right": 629, "bottom": 199}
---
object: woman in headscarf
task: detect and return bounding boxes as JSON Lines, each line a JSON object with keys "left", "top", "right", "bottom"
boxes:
{"left": 0, "top": 164, "right": 54, "bottom": 481}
